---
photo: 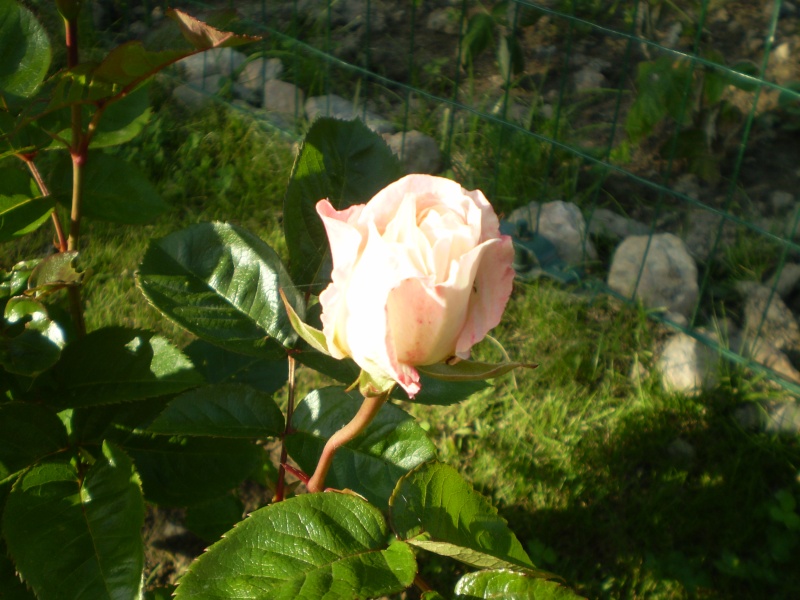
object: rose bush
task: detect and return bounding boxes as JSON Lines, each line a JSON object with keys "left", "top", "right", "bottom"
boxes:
{"left": 316, "top": 174, "right": 515, "bottom": 397}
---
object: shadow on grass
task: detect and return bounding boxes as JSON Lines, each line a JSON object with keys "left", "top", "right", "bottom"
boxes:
{"left": 494, "top": 389, "right": 800, "bottom": 599}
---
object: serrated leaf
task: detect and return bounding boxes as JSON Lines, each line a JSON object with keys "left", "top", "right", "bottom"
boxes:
{"left": 418, "top": 359, "right": 537, "bottom": 382}
{"left": 390, "top": 462, "right": 544, "bottom": 574}
{"left": 2, "top": 442, "right": 145, "bottom": 600}
{"left": 455, "top": 570, "right": 585, "bottom": 599}
{"left": 282, "top": 289, "right": 329, "bottom": 354}
{"left": 116, "top": 432, "right": 261, "bottom": 506}
{"left": 26, "top": 251, "right": 83, "bottom": 298}
{"left": 147, "top": 382, "right": 284, "bottom": 438}
{"left": 49, "top": 327, "right": 202, "bottom": 409}
{"left": 0, "top": 297, "right": 65, "bottom": 376}
{"left": 167, "top": 8, "right": 261, "bottom": 50}
{"left": 0, "top": 536, "right": 37, "bottom": 599}
{"left": 183, "top": 339, "right": 288, "bottom": 394}
{"left": 51, "top": 152, "right": 168, "bottom": 224}
{"left": 0, "top": 0, "right": 51, "bottom": 102}
{"left": 0, "top": 403, "right": 67, "bottom": 481}
{"left": 184, "top": 494, "right": 244, "bottom": 542}
{"left": 286, "top": 386, "right": 436, "bottom": 508}
{"left": 0, "top": 168, "right": 53, "bottom": 242}
{"left": 137, "top": 222, "right": 304, "bottom": 354}
{"left": 283, "top": 117, "right": 403, "bottom": 293}
{"left": 175, "top": 493, "right": 417, "bottom": 600}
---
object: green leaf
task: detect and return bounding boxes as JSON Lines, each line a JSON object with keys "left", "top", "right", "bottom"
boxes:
{"left": 184, "top": 339, "right": 288, "bottom": 395}
{"left": 116, "top": 432, "right": 261, "bottom": 506}
{"left": 184, "top": 493, "right": 244, "bottom": 542}
{"left": 418, "top": 359, "right": 537, "bottom": 382}
{"left": 0, "top": 110, "right": 51, "bottom": 160}
{"left": 392, "top": 374, "right": 489, "bottom": 406}
{"left": 702, "top": 49, "right": 728, "bottom": 106}
{"left": 0, "top": 261, "right": 38, "bottom": 301}
{"left": 286, "top": 387, "right": 436, "bottom": 508}
{"left": 0, "top": 168, "right": 53, "bottom": 242}
{"left": 0, "top": 0, "right": 51, "bottom": 102}
{"left": 390, "top": 462, "right": 544, "bottom": 574}
{"left": 49, "top": 327, "right": 202, "bottom": 409}
{"left": 0, "top": 536, "right": 37, "bottom": 599}
{"left": 0, "top": 403, "right": 67, "bottom": 482}
{"left": 137, "top": 222, "right": 304, "bottom": 354}
{"left": 51, "top": 152, "right": 168, "bottom": 224}
{"left": 26, "top": 251, "right": 83, "bottom": 297}
{"left": 1, "top": 296, "right": 65, "bottom": 376}
{"left": 422, "top": 592, "right": 448, "bottom": 600}
{"left": 45, "top": 84, "right": 153, "bottom": 149}
{"left": 462, "top": 12, "right": 494, "bottom": 66}
{"left": 454, "top": 570, "right": 585, "bottom": 599}
{"left": 2, "top": 442, "right": 145, "bottom": 600}
{"left": 283, "top": 117, "right": 403, "bottom": 293}
{"left": 147, "top": 382, "right": 284, "bottom": 438}
{"left": 498, "top": 34, "right": 524, "bottom": 82}
{"left": 175, "top": 493, "right": 417, "bottom": 600}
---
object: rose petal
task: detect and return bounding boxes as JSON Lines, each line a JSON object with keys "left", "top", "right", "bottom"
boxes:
{"left": 455, "top": 235, "right": 515, "bottom": 357}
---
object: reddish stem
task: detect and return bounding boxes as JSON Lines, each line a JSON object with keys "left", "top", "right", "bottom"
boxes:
{"left": 306, "top": 392, "right": 387, "bottom": 493}
{"left": 19, "top": 156, "right": 66, "bottom": 252}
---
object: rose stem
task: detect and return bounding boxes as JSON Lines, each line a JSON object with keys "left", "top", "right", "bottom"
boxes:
{"left": 306, "top": 391, "right": 387, "bottom": 493}
{"left": 274, "top": 355, "right": 297, "bottom": 503}
{"left": 20, "top": 157, "right": 67, "bottom": 252}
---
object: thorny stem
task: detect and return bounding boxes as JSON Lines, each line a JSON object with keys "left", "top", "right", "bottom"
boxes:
{"left": 19, "top": 156, "right": 66, "bottom": 252}
{"left": 274, "top": 356, "right": 297, "bottom": 503}
{"left": 64, "top": 14, "right": 86, "bottom": 336}
{"left": 306, "top": 391, "right": 388, "bottom": 493}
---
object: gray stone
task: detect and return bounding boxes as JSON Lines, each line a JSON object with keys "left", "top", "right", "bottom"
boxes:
{"left": 768, "top": 263, "right": 800, "bottom": 299}
{"left": 237, "top": 58, "right": 284, "bottom": 99}
{"left": 667, "top": 438, "right": 696, "bottom": 461}
{"left": 177, "top": 48, "right": 247, "bottom": 81}
{"left": 683, "top": 208, "right": 737, "bottom": 262}
{"left": 742, "top": 284, "right": 800, "bottom": 352}
{"left": 264, "top": 80, "right": 305, "bottom": 119}
{"left": 770, "top": 190, "right": 795, "bottom": 213}
{"left": 426, "top": 8, "right": 461, "bottom": 35}
{"left": 305, "top": 94, "right": 395, "bottom": 134}
{"left": 740, "top": 338, "right": 800, "bottom": 384}
{"left": 383, "top": 131, "right": 442, "bottom": 174}
{"left": 172, "top": 76, "right": 224, "bottom": 110}
{"left": 734, "top": 401, "right": 800, "bottom": 435}
{"left": 508, "top": 201, "right": 598, "bottom": 265}
{"left": 587, "top": 208, "right": 649, "bottom": 240}
{"left": 573, "top": 59, "right": 608, "bottom": 92}
{"left": 657, "top": 332, "right": 720, "bottom": 394}
{"left": 128, "top": 20, "right": 148, "bottom": 40}
{"left": 607, "top": 233, "right": 698, "bottom": 317}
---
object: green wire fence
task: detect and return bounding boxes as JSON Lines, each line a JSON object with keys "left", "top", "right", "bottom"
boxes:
{"left": 120, "top": 0, "right": 800, "bottom": 394}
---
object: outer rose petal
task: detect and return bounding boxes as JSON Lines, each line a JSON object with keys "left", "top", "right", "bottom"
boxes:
{"left": 455, "top": 234, "right": 515, "bottom": 357}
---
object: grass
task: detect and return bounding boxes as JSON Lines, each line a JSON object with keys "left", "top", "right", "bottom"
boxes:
{"left": 5, "top": 83, "right": 800, "bottom": 600}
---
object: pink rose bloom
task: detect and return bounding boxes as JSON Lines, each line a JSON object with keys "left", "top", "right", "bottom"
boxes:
{"left": 316, "top": 174, "right": 515, "bottom": 397}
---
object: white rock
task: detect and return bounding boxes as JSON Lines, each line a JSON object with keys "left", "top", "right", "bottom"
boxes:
{"left": 588, "top": 208, "right": 649, "bottom": 239}
{"left": 177, "top": 48, "right": 247, "bottom": 80}
{"left": 735, "top": 401, "right": 800, "bottom": 435}
{"left": 742, "top": 284, "right": 800, "bottom": 351}
{"left": 740, "top": 337, "right": 800, "bottom": 384}
{"left": 383, "top": 131, "right": 441, "bottom": 174}
{"left": 657, "top": 332, "right": 720, "bottom": 393}
{"left": 264, "top": 80, "right": 305, "bottom": 118}
{"left": 305, "top": 94, "right": 395, "bottom": 134}
{"left": 573, "top": 59, "right": 607, "bottom": 92}
{"left": 508, "top": 201, "right": 598, "bottom": 265}
{"left": 237, "top": 58, "right": 284, "bottom": 99}
{"left": 607, "top": 233, "right": 698, "bottom": 317}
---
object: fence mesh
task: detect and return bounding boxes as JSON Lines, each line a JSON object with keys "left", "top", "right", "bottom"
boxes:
{"left": 118, "top": 0, "right": 800, "bottom": 393}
